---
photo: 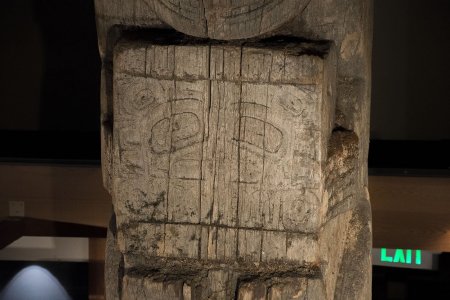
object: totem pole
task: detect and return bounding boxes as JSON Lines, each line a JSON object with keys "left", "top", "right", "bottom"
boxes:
{"left": 95, "top": 1, "right": 372, "bottom": 299}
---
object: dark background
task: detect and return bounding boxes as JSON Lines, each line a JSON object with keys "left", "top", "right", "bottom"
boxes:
{"left": 0, "top": 0, "right": 100, "bottom": 132}
{"left": 369, "top": 0, "right": 450, "bottom": 172}
{"left": 0, "top": 0, "right": 101, "bottom": 163}
{"left": 371, "top": 0, "right": 450, "bottom": 141}
{"left": 373, "top": 253, "right": 450, "bottom": 300}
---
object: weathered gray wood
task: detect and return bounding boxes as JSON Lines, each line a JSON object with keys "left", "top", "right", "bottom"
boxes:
{"left": 109, "top": 37, "right": 347, "bottom": 298}
{"left": 152, "top": 0, "right": 310, "bottom": 40}
{"left": 95, "top": 0, "right": 373, "bottom": 298}
{"left": 105, "top": 214, "right": 123, "bottom": 300}
{"left": 113, "top": 38, "right": 334, "bottom": 263}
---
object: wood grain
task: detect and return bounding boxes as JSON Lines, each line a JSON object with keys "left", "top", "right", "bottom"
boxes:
{"left": 152, "top": 0, "right": 310, "bottom": 40}
{"left": 112, "top": 39, "right": 335, "bottom": 269}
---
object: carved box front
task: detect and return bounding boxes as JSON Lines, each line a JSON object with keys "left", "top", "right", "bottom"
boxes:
{"left": 112, "top": 36, "right": 335, "bottom": 267}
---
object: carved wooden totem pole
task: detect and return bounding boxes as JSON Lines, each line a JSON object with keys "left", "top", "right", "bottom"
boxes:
{"left": 95, "top": 1, "right": 372, "bottom": 299}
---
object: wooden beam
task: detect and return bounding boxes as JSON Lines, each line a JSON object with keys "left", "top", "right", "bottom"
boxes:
{"left": 0, "top": 163, "right": 111, "bottom": 227}
{"left": 0, "top": 217, "right": 106, "bottom": 249}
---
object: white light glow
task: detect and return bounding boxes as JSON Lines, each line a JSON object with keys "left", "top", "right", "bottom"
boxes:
{"left": 0, "top": 265, "right": 71, "bottom": 300}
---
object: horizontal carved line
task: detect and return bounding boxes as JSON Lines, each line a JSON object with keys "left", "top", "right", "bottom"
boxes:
{"left": 124, "top": 255, "right": 323, "bottom": 279}
{"left": 121, "top": 220, "right": 319, "bottom": 237}
{"left": 115, "top": 70, "right": 320, "bottom": 85}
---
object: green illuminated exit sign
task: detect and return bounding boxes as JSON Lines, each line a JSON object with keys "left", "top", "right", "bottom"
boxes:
{"left": 380, "top": 248, "right": 421, "bottom": 265}
{"left": 373, "top": 248, "right": 438, "bottom": 270}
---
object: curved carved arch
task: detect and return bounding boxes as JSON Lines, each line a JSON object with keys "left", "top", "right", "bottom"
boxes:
{"left": 153, "top": 0, "right": 310, "bottom": 40}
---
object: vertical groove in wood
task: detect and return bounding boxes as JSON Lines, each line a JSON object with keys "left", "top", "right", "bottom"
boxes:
{"left": 112, "top": 39, "right": 335, "bottom": 269}
{"left": 101, "top": 15, "right": 373, "bottom": 295}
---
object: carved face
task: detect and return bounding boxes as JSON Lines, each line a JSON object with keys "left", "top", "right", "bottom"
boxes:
{"left": 152, "top": 0, "right": 309, "bottom": 39}
{"left": 112, "top": 40, "right": 335, "bottom": 263}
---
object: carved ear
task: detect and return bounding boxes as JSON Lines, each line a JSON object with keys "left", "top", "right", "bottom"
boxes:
{"left": 152, "top": 0, "right": 309, "bottom": 40}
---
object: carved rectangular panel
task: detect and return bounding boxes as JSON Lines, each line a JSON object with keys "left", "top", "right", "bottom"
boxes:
{"left": 113, "top": 39, "right": 335, "bottom": 264}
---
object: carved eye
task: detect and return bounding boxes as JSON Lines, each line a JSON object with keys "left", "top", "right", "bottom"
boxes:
{"left": 132, "top": 89, "right": 156, "bottom": 111}
{"left": 277, "top": 89, "right": 313, "bottom": 117}
{"left": 171, "top": 113, "right": 200, "bottom": 143}
{"left": 149, "top": 112, "right": 202, "bottom": 154}
{"left": 238, "top": 116, "right": 283, "bottom": 154}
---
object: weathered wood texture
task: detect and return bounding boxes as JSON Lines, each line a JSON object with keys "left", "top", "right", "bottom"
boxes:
{"left": 113, "top": 37, "right": 335, "bottom": 243}
{"left": 94, "top": 0, "right": 310, "bottom": 44}
{"left": 95, "top": 0, "right": 372, "bottom": 299}
{"left": 152, "top": 0, "right": 310, "bottom": 40}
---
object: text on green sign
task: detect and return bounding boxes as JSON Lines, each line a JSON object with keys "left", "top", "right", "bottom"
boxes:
{"left": 380, "top": 248, "right": 421, "bottom": 265}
